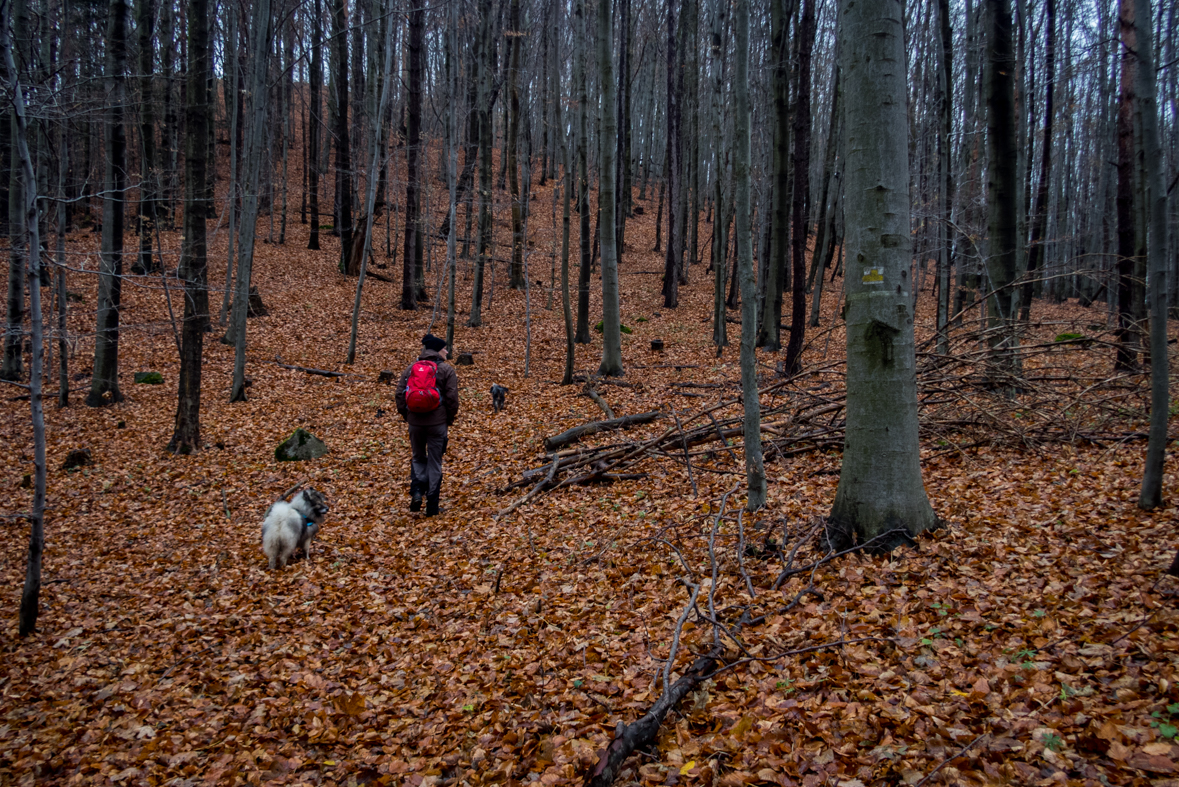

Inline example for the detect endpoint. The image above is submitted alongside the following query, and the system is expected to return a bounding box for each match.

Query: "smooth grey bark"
[574,0,591,343]
[598,0,623,377]
[935,0,953,353]
[468,0,493,327]
[88,0,129,406]
[167,0,209,454]
[346,0,396,365]
[661,0,681,308]
[1,0,27,384]
[228,0,271,403]
[1115,0,1142,370]
[1133,0,1168,509]
[556,11,575,385]
[710,0,727,353]
[279,10,293,244]
[446,0,458,356]
[134,0,157,276]
[400,0,424,308]
[55,45,68,408]
[781,0,816,377]
[983,0,1020,368]
[757,0,789,351]
[507,0,524,290]
[332,0,354,275]
[307,0,322,251]
[828,0,937,551]
[1018,0,1054,323]
[218,3,238,330]
[734,0,765,511]
[2,0,46,635]
[808,59,841,328]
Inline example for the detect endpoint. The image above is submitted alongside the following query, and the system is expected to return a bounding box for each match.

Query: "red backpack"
[405,360,442,413]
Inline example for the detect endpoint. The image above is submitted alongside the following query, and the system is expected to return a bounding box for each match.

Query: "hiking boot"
[409,483,423,512]
[425,494,441,517]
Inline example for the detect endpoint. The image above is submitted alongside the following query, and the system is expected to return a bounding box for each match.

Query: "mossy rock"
[594,321,633,335]
[275,428,328,462]
[134,371,164,384]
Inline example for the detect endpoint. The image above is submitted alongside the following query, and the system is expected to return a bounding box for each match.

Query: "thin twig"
[912,733,989,787]
[663,578,702,694]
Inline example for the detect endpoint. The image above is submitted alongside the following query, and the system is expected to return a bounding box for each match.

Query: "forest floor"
[2,175,1178,787]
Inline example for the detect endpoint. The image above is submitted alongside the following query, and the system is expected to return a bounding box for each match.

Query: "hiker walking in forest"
[395,334,460,516]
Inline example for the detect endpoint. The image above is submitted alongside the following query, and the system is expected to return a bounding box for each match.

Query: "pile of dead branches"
[499,325,1165,514]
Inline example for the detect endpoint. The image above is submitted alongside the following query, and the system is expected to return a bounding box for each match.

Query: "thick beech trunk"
[828,0,937,550]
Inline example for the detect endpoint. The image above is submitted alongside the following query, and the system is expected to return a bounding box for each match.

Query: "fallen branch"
[495,455,561,519]
[544,411,660,451]
[585,649,719,787]
[274,355,350,378]
[584,386,616,419]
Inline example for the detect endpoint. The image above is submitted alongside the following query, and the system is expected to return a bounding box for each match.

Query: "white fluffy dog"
[261,488,329,569]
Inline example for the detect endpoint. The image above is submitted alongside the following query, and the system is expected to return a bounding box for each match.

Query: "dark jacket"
[395,350,460,427]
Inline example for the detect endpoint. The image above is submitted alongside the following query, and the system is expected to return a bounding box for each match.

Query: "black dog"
[490,384,508,412]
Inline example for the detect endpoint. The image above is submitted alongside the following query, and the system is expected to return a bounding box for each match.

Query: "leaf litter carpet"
[2,208,1178,787]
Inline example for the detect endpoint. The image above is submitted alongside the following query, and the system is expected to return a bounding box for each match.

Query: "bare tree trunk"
[168,0,209,454]
[229,0,271,402]
[615,0,630,252]
[808,57,841,328]
[1133,0,1169,509]
[734,0,764,510]
[3,0,28,385]
[133,0,157,276]
[308,0,322,250]
[560,70,575,384]
[333,0,354,275]
[468,0,493,327]
[661,0,681,308]
[1115,0,1142,371]
[710,0,727,352]
[935,0,953,352]
[2,0,46,635]
[218,4,238,330]
[88,0,129,406]
[574,0,592,342]
[401,0,424,308]
[348,0,397,362]
[598,0,622,377]
[758,0,789,351]
[1018,0,1054,322]
[446,0,458,353]
[781,0,815,376]
[983,0,1020,371]
[279,7,293,244]
[828,0,937,550]
[507,0,524,289]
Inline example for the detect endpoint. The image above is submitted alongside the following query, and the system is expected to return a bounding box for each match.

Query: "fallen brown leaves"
[1,169,1177,787]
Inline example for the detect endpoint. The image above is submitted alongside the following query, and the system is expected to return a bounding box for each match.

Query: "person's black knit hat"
[422,333,447,351]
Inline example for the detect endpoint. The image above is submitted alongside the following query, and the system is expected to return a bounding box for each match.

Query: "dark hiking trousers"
[408,422,448,497]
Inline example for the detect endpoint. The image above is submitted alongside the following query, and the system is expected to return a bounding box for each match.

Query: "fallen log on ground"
[544,411,661,451]
[584,649,720,787]
[275,356,350,378]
